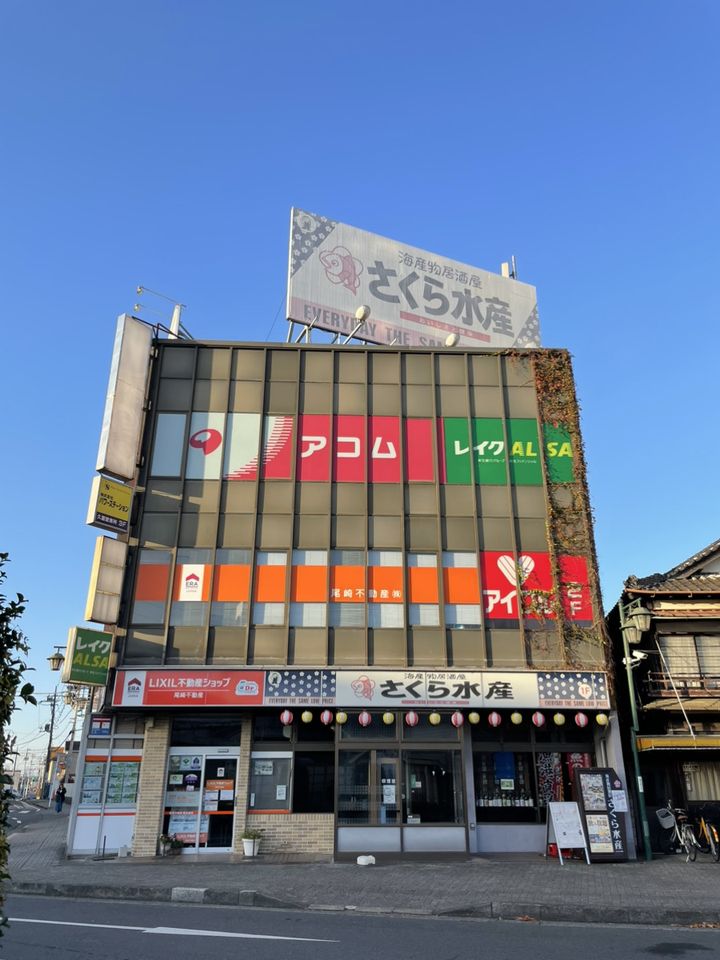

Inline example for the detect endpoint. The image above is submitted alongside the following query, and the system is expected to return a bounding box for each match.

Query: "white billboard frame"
[287,208,540,349]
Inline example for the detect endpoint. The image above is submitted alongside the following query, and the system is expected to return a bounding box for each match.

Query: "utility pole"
[41,688,59,807]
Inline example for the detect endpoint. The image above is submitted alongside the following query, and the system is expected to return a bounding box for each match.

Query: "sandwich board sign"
[546,802,590,865]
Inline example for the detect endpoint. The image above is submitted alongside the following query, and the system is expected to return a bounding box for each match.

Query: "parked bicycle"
[694,805,720,862]
[655,800,701,861]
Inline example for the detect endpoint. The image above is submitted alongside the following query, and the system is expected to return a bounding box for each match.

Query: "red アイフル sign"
[558,555,593,623]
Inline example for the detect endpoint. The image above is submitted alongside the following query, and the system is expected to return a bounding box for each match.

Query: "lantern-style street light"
[619,598,653,862]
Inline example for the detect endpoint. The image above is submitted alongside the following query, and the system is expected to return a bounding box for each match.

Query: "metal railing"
[645,670,720,697]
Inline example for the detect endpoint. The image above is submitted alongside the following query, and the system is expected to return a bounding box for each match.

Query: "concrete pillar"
[131,716,171,857]
[231,715,253,852]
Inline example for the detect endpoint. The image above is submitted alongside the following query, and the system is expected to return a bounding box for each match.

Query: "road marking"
[10,918,338,943]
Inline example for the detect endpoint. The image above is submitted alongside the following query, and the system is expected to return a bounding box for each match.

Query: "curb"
[7,881,720,927]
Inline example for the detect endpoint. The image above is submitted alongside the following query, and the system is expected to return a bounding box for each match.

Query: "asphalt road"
[2,896,719,960]
[5,802,46,835]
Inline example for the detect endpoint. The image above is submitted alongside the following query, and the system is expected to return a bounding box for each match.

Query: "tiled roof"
[627,575,720,596]
[625,537,720,593]
[666,538,720,577]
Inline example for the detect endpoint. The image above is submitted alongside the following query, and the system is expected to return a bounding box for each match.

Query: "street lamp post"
[619,598,653,862]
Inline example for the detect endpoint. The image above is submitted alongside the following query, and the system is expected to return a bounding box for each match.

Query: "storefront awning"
[636,735,720,751]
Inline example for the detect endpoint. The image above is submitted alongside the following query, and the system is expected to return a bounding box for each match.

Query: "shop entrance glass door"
[338,750,399,825]
[164,748,238,853]
[202,757,237,849]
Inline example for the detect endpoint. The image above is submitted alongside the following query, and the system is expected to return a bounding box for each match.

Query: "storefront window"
[338,751,371,824]
[248,753,291,812]
[80,760,106,805]
[253,715,292,742]
[292,752,335,813]
[402,714,461,742]
[338,748,463,826]
[105,760,140,805]
[474,751,536,822]
[339,715,397,739]
[171,716,242,747]
[471,725,595,823]
[404,750,464,824]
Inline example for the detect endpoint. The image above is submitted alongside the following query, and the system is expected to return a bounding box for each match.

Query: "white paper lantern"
[301,710,313,723]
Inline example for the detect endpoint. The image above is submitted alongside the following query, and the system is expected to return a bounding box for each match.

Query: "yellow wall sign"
[86,475,133,534]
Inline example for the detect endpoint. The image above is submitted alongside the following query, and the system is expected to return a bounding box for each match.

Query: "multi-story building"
[608,540,720,849]
[67,327,631,859]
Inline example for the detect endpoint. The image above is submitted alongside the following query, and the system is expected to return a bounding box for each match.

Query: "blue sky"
[2,1,718,744]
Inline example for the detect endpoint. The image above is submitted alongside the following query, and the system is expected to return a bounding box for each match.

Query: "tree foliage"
[0,554,35,934]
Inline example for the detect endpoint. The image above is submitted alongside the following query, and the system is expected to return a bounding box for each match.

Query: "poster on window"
[404,419,434,481]
[150,413,186,477]
[223,413,261,480]
[186,412,225,479]
[558,555,593,623]
[334,415,365,482]
[297,414,331,481]
[369,416,401,483]
[262,416,294,479]
[168,812,209,844]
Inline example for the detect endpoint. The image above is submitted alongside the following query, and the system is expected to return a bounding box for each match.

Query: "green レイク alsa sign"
[471,418,507,484]
[443,418,473,484]
[543,423,575,482]
[65,627,113,686]
[441,417,573,485]
[506,419,543,485]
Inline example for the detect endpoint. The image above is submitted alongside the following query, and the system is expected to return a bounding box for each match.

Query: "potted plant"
[241,827,263,857]
[158,833,184,856]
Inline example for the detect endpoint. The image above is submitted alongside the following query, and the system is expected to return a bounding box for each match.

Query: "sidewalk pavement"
[7,805,720,927]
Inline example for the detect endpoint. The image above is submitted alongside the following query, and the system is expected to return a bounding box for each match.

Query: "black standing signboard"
[574,767,629,862]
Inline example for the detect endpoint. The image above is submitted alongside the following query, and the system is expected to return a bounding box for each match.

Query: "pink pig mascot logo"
[319,246,363,294]
[351,674,375,701]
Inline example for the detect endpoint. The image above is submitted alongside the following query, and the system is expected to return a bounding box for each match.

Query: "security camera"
[622,651,648,666]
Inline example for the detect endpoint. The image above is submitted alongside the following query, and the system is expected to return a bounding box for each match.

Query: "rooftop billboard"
[287,208,540,348]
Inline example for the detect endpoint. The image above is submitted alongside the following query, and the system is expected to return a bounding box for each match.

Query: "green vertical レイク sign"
[507,419,543,485]
[67,627,113,686]
[471,418,507,484]
[543,423,575,482]
[443,418,472,484]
